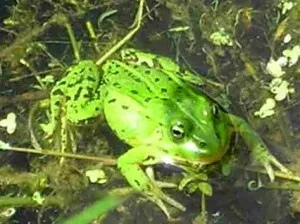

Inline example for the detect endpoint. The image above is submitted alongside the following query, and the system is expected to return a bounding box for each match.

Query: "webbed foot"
[251,144,292,182]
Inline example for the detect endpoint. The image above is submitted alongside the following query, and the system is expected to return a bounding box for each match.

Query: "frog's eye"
[171,122,185,140]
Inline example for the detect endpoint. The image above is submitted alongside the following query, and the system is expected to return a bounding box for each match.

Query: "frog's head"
[167,100,230,164]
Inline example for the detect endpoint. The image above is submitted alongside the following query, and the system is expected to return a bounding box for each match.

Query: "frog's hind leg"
[227,114,296,182]
[117,145,186,219]
[120,48,205,86]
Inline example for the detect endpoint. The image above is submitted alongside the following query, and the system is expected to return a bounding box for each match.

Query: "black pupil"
[172,123,184,139]
[173,128,183,137]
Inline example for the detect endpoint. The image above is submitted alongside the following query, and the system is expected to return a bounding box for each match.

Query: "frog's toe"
[268,155,292,175]
[252,145,293,181]
[262,160,275,182]
[145,185,186,219]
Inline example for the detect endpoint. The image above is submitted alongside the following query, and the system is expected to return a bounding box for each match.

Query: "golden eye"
[171,121,185,140]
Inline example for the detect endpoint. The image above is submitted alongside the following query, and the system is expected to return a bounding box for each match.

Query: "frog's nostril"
[199,141,207,148]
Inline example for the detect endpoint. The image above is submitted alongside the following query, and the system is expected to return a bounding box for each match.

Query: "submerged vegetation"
[1,0,300,223]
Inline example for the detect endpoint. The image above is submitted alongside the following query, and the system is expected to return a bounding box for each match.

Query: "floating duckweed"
[270,78,295,101]
[283,34,292,43]
[0,112,17,134]
[85,169,107,184]
[0,140,10,149]
[279,1,294,14]
[266,58,286,77]
[209,28,233,46]
[32,191,45,205]
[0,208,16,218]
[282,45,300,67]
[254,98,276,118]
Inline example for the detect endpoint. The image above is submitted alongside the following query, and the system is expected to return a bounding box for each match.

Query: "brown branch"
[0,90,49,106]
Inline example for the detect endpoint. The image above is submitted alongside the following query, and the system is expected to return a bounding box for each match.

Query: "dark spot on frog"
[159,122,163,126]
[134,180,141,187]
[145,70,151,74]
[168,77,172,81]
[161,88,167,93]
[113,82,121,88]
[130,90,138,95]
[111,71,119,75]
[133,77,142,83]
[121,129,125,132]
[144,97,151,102]
[79,67,85,73]
[64,70,71,76]
[145,115,150,119]
[67,83,73,88]
[95,107,100,111]
[143,155,155,162]
[83,94,90,99]
[176,86,183,94]
[133,64,139,69]
[154,78,160,82]
[88,67,93,72]
[160,98,168,101]
[176,71,183,76]
[54,101,60,106]
[108,98,116,103]
[52,89,64,96]
[68,78,84,87]
[59,80,67,86]
[141,61,148,67]
[66,96,71,101]
[122,105,129,110]
[161,149,168,153]
[74,87,83,100]
[115,63,120,68]
[87,76,96,82]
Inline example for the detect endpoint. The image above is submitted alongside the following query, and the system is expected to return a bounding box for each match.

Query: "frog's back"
[100,60,192,145]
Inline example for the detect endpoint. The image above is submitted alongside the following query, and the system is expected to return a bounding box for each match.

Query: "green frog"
[50,49,291,217]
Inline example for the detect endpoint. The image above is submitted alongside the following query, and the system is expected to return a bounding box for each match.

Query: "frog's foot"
[145,167,178,189]
[251,144,292,182]
[118,147,187,219]
[144,183,186,219]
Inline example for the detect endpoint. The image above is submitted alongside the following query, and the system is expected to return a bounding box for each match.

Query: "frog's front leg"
[117,145,186,219]
[227,114,292,181]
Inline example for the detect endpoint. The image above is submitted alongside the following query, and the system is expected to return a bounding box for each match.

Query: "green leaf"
[221,160,233,176]
[179,173,208,191]
[63,194,124,224]
[186,183,198,194]
[198,182,213,196]
[0,140,10,150]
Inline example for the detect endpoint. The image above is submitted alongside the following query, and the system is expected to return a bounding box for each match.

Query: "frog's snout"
[190,134,224,162]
